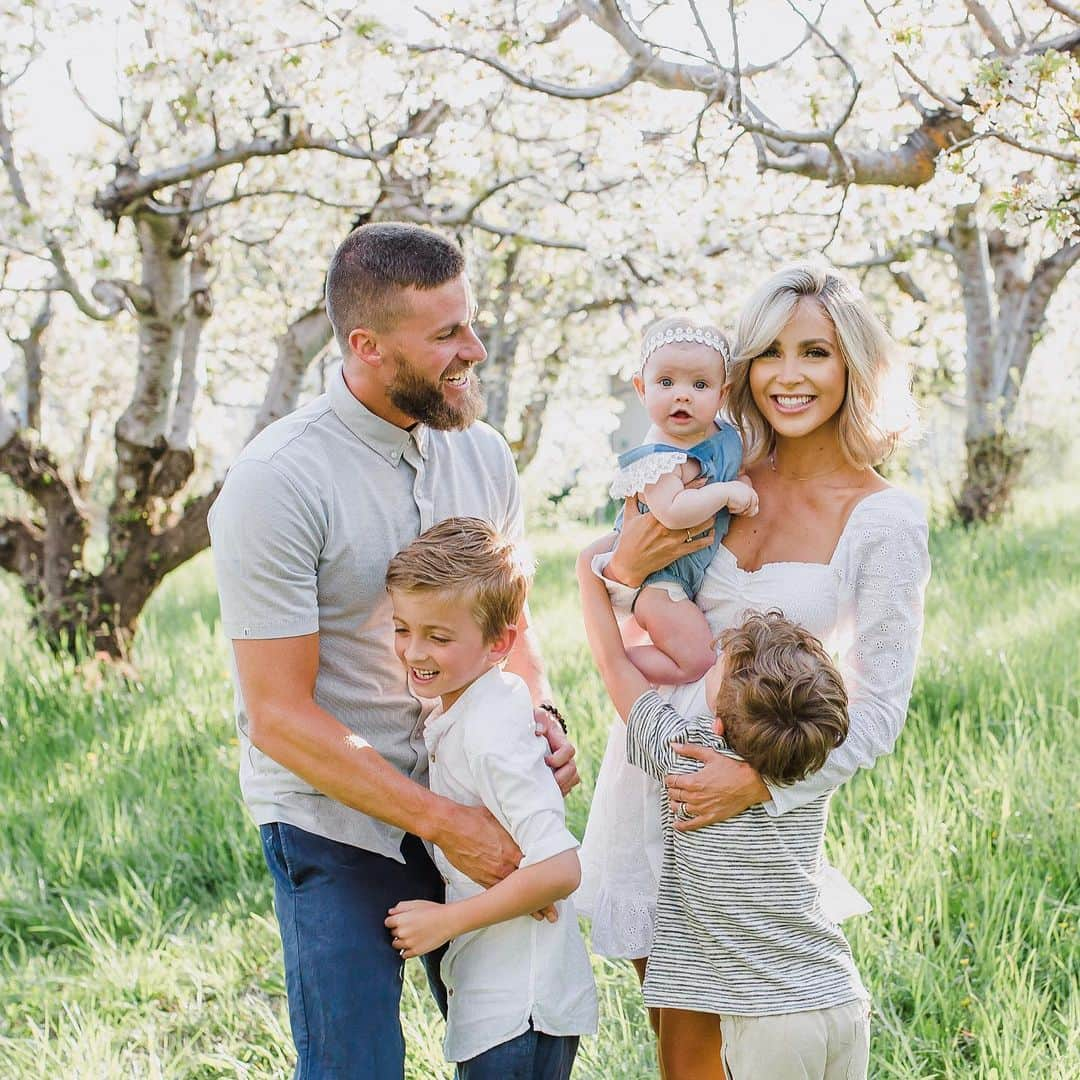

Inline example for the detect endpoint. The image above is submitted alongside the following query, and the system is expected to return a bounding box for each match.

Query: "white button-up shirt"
[424,667,598,1063]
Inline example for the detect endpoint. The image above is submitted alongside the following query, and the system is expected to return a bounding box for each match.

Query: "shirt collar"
[423,666,504,753]
[329,363,429,465]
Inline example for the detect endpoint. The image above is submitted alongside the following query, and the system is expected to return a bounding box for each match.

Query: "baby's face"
[635,343,727,441]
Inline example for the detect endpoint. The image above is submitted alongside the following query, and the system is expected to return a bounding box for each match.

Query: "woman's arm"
[385,850,580,958]
[576,553,653,720]
[764,498,931,815]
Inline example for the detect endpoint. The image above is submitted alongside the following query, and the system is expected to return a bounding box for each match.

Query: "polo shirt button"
[448,988,454,997]
[430,753,436,763]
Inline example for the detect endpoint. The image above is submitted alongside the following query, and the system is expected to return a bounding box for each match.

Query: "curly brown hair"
[711,611,849,786]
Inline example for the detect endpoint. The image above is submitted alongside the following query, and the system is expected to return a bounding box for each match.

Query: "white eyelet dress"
[576,487,931,959]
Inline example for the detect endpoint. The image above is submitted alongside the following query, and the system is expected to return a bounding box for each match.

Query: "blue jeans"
[457,1028,580,1080]
[260,822,448,1080]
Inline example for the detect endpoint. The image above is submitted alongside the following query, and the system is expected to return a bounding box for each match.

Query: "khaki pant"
[720,999,870,1080]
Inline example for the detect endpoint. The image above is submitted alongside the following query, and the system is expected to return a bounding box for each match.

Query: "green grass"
[1,486,1077,1078]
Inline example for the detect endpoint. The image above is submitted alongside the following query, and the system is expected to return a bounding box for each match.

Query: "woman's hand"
[664,746,771,830]
[606,495,714,588]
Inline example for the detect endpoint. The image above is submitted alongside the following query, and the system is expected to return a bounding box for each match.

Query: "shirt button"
[448,988,454,996]
[430,753,436,763]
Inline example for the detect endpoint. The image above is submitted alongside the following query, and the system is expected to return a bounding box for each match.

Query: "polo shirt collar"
[329,363,429,464]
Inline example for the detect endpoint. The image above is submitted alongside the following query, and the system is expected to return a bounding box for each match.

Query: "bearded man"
[208,223,578,1079]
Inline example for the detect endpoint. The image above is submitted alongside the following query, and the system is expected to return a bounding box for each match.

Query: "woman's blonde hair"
[726,264,916,467]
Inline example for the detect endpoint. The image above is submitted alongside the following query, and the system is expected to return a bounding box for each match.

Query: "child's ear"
[632,372,646,403]
[712,714,726,737]
[487,624,518,664]
[718,382,732,406]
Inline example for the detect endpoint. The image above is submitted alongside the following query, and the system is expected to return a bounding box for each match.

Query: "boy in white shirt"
[385,517,598,1079]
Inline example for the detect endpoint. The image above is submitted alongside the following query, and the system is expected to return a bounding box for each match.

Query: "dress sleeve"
[625,691,695,781]
[609,451,688,499]
[764,491,931,816]
[465,694,578,868]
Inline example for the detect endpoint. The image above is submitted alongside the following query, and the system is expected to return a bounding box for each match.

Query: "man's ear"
[632,372,646,403]
[487,624,518,664]
[348,325,383,369]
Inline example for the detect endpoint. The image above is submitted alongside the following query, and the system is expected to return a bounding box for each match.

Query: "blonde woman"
[576,265,931,1079]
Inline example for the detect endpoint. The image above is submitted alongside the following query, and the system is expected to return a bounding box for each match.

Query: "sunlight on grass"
[1,486,1077,1077]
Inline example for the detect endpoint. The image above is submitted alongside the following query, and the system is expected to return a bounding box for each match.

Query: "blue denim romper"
[612,422,743,605]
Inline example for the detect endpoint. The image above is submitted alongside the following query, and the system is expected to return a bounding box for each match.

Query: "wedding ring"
[684,530,694,544]
[678,801,691,820]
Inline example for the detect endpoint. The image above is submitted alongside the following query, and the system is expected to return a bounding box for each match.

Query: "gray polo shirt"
[208,364,522,860]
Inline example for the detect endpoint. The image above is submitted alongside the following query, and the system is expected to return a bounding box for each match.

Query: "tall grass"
[1,485,1077,1078]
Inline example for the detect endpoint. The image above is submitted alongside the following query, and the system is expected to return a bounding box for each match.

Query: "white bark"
[114,212,188,453]
[168,248,212,450]
[950,206,1000,441]
[251,304,333,438]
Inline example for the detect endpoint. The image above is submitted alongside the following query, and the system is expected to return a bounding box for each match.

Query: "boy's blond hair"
[712,611,849,786]
[385,517,529,643]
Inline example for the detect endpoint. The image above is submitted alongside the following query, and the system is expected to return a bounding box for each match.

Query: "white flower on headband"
[641,325,730,365]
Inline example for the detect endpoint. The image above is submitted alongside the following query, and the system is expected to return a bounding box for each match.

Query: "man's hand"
[386,899,457,959]
[664,745,771,831]
[606,495,714,588]
[535,707,579,797]
[437,804,521,887]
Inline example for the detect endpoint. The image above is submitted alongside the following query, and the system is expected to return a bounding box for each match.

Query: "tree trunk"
[947,210,1078,524]
[954,432,1029,525]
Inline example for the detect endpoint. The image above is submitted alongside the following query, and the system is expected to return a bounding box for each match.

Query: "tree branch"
[92,102,449,221]
[411,41,646,99]
[1000,240,1080,416]
[1043,0,1080,22]
[536,4,582,43]
[251,303,333,438]
[965,0,1019,54]
[8,294,50,430]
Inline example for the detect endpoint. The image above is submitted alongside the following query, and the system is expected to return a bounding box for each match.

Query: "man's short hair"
[712,611,849,786]
[385,517,530,643]
[325,223,466,354]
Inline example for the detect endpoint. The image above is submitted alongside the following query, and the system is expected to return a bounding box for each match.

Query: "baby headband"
[641,325,730,366]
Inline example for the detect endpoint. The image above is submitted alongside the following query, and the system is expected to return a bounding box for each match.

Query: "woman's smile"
[770,394,817,414]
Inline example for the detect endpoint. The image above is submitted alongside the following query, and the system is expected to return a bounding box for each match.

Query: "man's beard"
[387,354,485,431]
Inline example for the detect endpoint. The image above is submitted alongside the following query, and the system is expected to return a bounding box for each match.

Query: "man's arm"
[232,633,520,885]
[504,607,579,796]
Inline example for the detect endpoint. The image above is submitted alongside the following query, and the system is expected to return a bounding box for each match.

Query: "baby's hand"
[726,480,759,516]
[386,899,456,959]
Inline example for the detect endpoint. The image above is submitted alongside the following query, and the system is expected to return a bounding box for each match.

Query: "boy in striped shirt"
[579,556,870,1080]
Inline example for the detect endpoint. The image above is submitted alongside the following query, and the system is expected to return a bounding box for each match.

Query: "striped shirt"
[626,691,868,1016]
